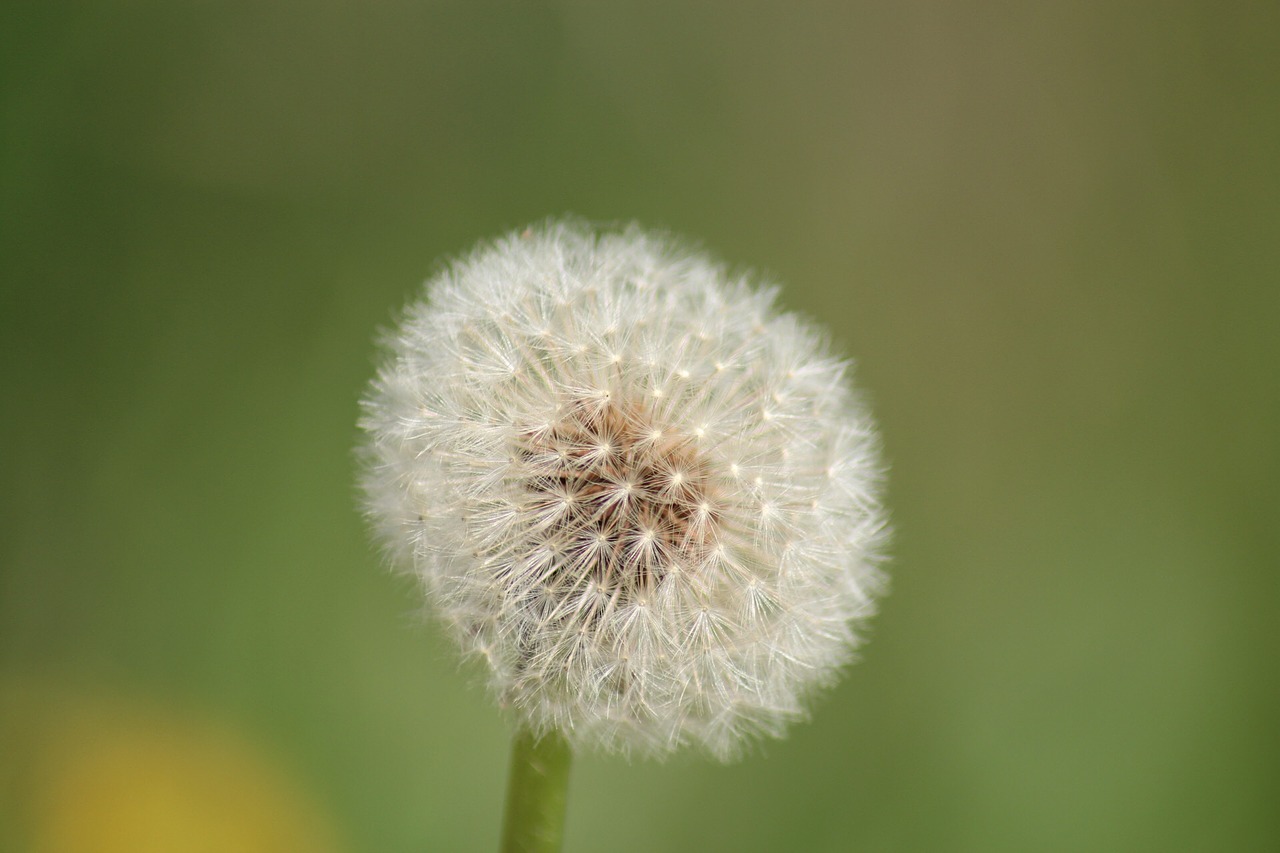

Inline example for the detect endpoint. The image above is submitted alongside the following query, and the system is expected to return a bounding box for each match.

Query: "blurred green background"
[2,2,1277,851]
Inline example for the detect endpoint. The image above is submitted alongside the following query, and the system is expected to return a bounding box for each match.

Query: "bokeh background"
[3,2,1277,851]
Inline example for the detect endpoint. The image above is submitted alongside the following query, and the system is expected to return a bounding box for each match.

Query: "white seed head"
[359,221,889,759]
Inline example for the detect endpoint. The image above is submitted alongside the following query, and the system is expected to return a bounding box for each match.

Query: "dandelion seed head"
[359,221,889,759]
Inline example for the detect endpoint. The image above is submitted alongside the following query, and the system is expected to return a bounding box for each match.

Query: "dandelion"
[359,221,888,850]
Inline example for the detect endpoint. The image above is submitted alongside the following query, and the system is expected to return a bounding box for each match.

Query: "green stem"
[499,728,572,853]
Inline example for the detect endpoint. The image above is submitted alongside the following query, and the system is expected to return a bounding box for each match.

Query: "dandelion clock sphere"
[359,222,889,763]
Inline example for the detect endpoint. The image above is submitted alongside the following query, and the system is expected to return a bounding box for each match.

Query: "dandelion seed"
[359,221,889,760]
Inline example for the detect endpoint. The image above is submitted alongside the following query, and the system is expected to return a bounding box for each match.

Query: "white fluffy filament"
[360,222,889,759]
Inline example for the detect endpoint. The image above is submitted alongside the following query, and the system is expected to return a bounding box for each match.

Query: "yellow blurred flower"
[1,683,342,853]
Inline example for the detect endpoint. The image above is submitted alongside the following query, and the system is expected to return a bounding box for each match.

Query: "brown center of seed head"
[516,395,720,599]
